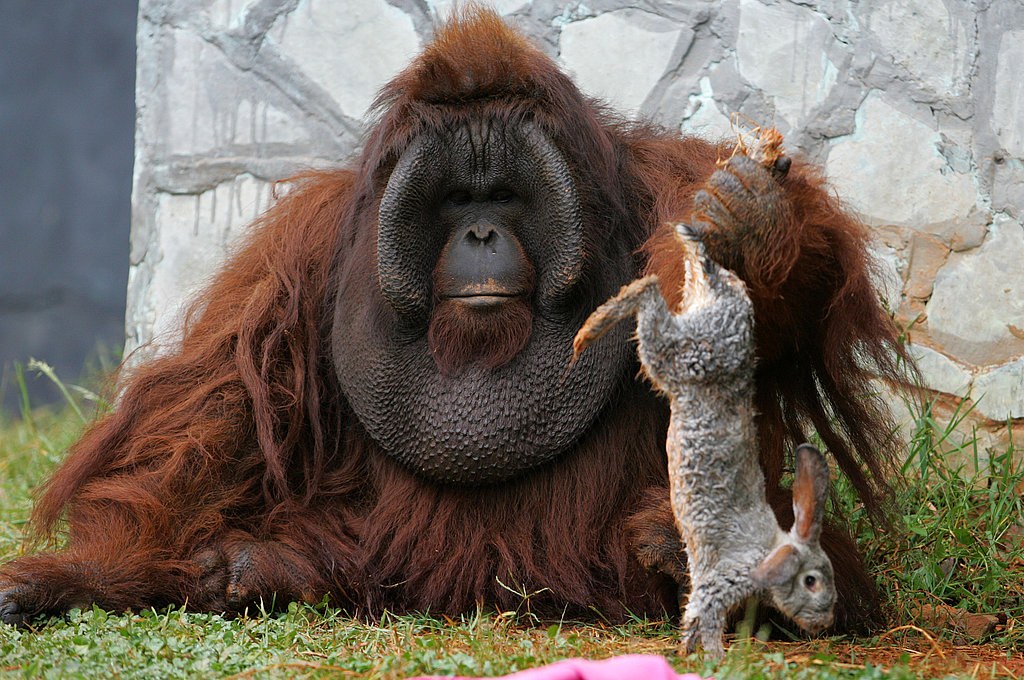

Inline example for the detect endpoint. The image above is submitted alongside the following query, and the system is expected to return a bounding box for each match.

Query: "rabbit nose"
[800,609,834,633]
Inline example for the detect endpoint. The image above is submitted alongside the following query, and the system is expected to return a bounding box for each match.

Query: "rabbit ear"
[751,543,799,587]
[792,444,829,543]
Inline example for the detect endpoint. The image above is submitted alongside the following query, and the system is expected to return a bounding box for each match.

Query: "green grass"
[0,604,928,680]
[1,363,1022,679]
[836,396,1024,649]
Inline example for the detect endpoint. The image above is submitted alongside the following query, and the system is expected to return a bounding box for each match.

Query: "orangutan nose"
[436,222,533,303]
[464,223,499,247]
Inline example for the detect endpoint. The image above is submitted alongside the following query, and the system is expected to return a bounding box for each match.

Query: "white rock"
[827,92,977,228]
[163,30,306,155]
[907,344,972,398]
[270,0,420,118]
[427,0,530,19]
[559,9,686,117]
[993,31,1024,159]
[204,0,244,30]
[134,175,273,351]
[973,358,1024,421]
[926,215,1024,361]
[867,240,905,311]
[867,0,969,95]
[736,0,839,126]
[680,76,735,141]
[873,249,905,305]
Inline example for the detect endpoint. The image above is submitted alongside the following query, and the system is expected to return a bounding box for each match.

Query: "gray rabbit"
[574,226,836,658]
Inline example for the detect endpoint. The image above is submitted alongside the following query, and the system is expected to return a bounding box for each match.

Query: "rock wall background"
[131,0,1024,458]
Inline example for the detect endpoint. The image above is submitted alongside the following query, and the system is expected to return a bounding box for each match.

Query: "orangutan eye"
[447,190,472,206]
[804,574,817,589]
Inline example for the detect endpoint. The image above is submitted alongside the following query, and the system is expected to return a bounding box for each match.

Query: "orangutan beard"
[427,297,534,375]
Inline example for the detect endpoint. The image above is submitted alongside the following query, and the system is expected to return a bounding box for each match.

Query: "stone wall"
[131,0,1024,457]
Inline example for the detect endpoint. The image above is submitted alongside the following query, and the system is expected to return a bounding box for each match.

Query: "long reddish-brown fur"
[1,8,905,628]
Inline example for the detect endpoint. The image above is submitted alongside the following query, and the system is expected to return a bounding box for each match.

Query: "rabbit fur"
[575,227,836,658]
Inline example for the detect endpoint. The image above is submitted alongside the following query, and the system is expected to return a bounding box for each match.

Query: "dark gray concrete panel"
[0,0,138,412]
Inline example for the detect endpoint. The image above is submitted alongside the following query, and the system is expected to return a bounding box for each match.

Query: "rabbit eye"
[803,574,817,589]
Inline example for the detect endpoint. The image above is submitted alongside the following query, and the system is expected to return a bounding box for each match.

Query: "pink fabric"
[407,654,707,680]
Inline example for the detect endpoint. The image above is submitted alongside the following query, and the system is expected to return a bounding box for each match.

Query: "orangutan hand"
[692,154,799,295]
[194,538,321,613]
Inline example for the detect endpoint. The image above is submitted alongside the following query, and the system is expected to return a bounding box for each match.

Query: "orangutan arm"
[642,145,905,520]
